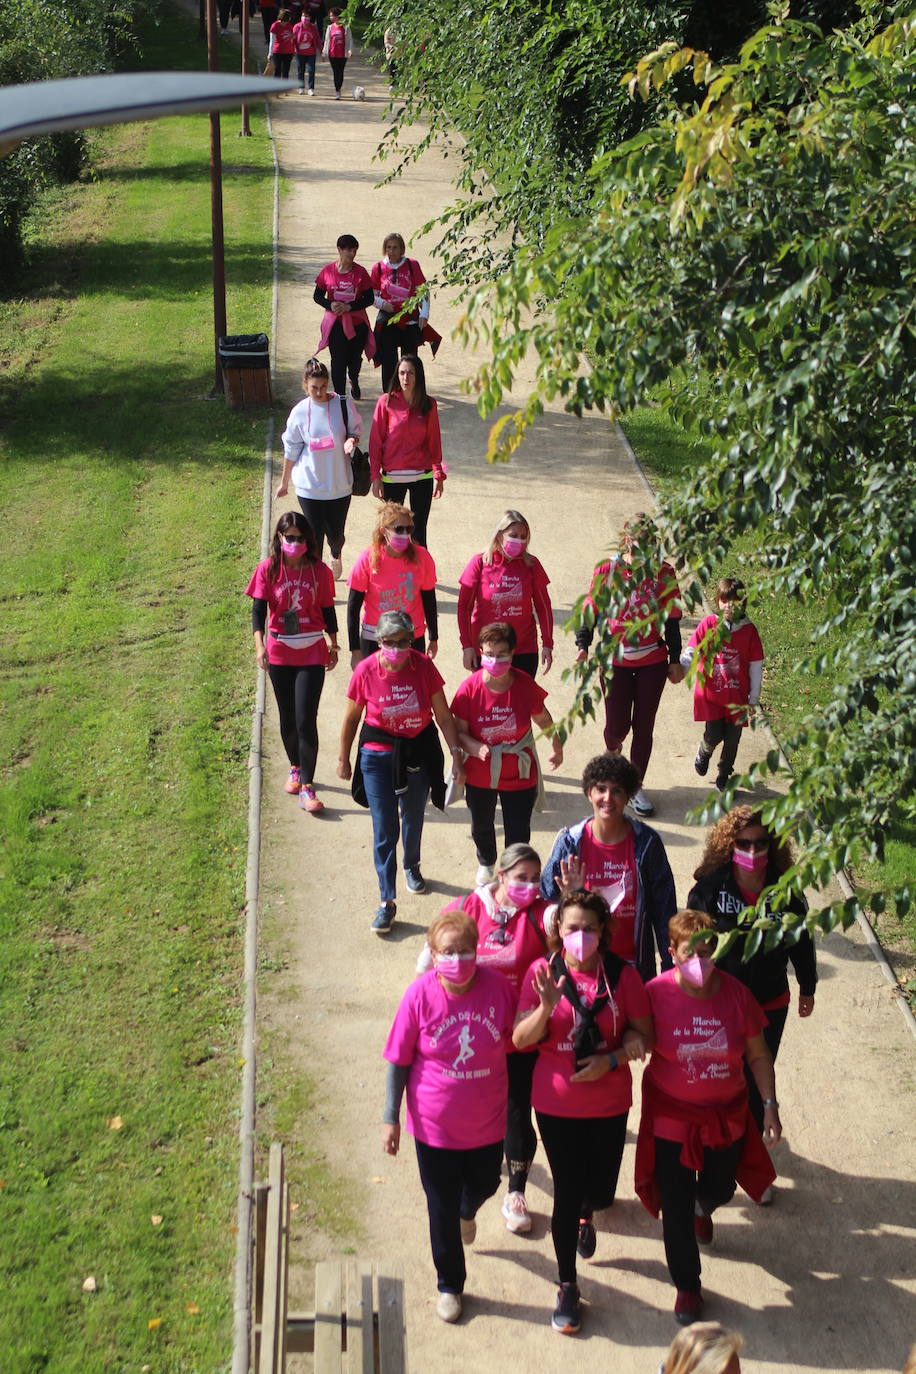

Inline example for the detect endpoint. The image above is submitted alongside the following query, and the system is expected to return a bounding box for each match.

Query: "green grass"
[622,400,916,968]
[0,7,281,1369]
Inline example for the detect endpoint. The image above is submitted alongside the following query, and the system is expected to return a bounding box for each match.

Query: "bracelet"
[606,1052,618,1071]
[450,746,463,756]
[762,1098,779,1109]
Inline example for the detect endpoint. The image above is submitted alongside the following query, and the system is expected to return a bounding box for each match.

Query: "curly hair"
[693,805,792,880]
[369,502,418,573]
[581,752,640,800]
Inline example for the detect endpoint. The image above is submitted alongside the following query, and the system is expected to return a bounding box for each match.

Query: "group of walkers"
[245,214,819,1346]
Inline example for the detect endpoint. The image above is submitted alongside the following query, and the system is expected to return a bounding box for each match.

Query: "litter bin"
[219,333,272,410]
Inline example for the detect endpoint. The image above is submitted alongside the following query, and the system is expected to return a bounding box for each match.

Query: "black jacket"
[351,720,446,811]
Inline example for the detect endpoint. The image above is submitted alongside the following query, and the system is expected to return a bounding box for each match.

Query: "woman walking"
[369,355,444,548]
[458,509,553,678]
[246,512,339,814]
[276,356,362,578]
[514,890,654,1334]
[322,7,351,99]
[370,233,431,390]
[314,234,375,400]
[346,503,438,661]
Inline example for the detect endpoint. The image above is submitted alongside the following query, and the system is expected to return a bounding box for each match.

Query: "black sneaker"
[576,1218,596,1259]
[349,378,361,400]
[715,771,730,792]
[694,747,710,776]
[371,901,396,934]
[405,867,427,894]
[551,1283,581,1335]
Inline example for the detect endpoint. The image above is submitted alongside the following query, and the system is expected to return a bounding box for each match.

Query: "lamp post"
[207,0,228,396]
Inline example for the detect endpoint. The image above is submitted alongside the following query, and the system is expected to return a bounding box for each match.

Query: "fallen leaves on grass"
[150,1215,163,1226]
[107,1116,123,1131]
[82,1276,97,1293]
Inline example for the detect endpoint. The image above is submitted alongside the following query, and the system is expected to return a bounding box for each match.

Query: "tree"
[378,0,916,943]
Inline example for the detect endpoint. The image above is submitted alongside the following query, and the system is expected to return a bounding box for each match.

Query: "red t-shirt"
[348,544,436,638]
[577,822,638,963]
[347,650,443,737]
[587,558,681,667]
[644,968,766,1107]
[449,669,547,790]
[245,557,334,667]
[368,391,443,481]
[458,551,553,654]
[517,959,650,1118]
[689,615,765,721]
[442,889,550,995]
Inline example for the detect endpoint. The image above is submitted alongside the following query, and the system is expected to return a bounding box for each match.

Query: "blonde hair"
[484,509,532,565]
[427,911,479,954]
[369,503,418,573]
[663,1322,742,1374]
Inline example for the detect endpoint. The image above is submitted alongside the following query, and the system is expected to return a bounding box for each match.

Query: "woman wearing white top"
[276,356,362,579]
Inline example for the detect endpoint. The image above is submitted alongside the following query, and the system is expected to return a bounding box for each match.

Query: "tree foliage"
[374,0,916,945]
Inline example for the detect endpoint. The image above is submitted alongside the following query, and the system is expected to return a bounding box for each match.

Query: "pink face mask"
[380,645,410,666]
[562,929,599,963]
[281,538,305,557]
[387,532,411,553]
[680,954,715,987]
[733,846,768,875]
[505,881,539,908]
[480,655,512,677]
[436,952,476,982]
[502,536,527,558]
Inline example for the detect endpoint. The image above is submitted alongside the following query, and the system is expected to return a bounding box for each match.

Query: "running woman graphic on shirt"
[377,566,416,618]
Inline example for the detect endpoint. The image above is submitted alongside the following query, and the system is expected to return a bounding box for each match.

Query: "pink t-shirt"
[347,650,444,737]
[587,558,681,667]
[370,257,426,311]
[458,552,553,654]
[348,544,436,638]
[245,557,335,667]
[442,889,550,995]
[517,958,650,1118]
[689,615,765,721]
[645,968,766,1107]
[578,823,638,962]
[450,670,547,790]
[293,17,319,52]
[383,967,516,1149]
[315,261,372,305]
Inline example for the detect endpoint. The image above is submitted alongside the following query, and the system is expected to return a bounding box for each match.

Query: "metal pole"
[207,0,228,396]
[198,0,206,42]
[241,0,251,136]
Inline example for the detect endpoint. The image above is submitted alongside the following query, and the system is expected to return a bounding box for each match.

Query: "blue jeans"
[359,746,430,902]
[296,52,316,88]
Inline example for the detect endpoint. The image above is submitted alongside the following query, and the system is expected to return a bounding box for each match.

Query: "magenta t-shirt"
[347,650,443,737]
[348,544,436,638]
[245,557,334,667]
[383,966,516,1149]
[315,261,372,304]
[459,552,552,654]
[578,822,638,962]
[449,669,547,790]
[689,615,765,721]
[517,958,650,1118]
[645,968,765,1106]
[442,889,550,995]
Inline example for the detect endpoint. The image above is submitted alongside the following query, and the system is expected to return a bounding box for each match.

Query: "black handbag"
[340,397,371,495]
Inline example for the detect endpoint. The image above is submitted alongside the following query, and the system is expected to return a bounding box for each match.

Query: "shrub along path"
[254,40,915,1373]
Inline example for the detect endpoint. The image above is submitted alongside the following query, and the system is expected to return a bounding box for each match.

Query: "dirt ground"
[247,34,916,1374]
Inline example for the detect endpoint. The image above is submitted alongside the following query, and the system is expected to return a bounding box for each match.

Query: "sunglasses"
[390,524,414,535]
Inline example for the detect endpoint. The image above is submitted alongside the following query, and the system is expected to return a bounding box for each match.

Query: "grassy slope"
[622,402,916,980]
[0,9,275,1370]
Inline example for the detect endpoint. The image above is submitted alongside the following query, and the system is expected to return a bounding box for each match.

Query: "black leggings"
[654,1135,742,1293]
[505,1051,537,1192]
[747,1004,788,1131]
[464,783,537,867]
[328,54,347,91]
[272,51,293,77]
[381,476,434,548]
[700,716,743,781]
[327,318,367,396]
[536,1111,627,1286]
[296,493,351,561]
[267,662,325,783]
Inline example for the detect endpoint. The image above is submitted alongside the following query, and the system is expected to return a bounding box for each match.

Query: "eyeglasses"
[390,525,414,534]
[379,638,411,648]
[283,534,307,543]
[735,838,769,854]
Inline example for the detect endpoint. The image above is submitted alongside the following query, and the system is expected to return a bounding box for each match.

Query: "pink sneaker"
[284,767,301,795]
[299,783,324,814]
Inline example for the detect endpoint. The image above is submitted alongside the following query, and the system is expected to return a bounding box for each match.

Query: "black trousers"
[296,492,351,561]
[375,319,423,391]
[414,1138,503,1294]
[328,54,347,91]
[272,51,293,77]
[654,1135,742,1292]
[381,476,434,548]
[267,662,325,783]
[746,1004,788,1131]
[536,1111,628,1286]
[505,1050,537,1191]
[259,4,278,41]
[700,716,744,780]
[464,782,537,867]
[327,318,367,396]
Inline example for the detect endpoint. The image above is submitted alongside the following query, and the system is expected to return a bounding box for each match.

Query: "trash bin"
[219,333,272,410]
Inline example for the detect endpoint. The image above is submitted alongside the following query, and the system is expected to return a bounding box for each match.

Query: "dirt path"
[254,42,916,1374]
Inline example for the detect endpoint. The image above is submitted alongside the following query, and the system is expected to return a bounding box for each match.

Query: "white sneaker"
[330,555,343,580]
[629,788,654,817]
[501,1190,532,1234]
[459,1215,476,1245]
[436,1291,462,1323]
[475,863,495,887]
